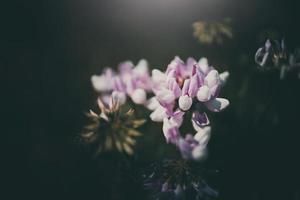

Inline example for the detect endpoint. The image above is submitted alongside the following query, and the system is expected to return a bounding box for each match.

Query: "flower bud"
[178,95,193,111]
[205,70,220,88]
[197,85,211,102]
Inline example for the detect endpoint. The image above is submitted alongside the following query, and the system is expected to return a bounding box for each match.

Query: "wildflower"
[143,159,218,200]
[150,56,229,161]
[91,59,152,105]
[81,94,145,156]
[255,38,300,79]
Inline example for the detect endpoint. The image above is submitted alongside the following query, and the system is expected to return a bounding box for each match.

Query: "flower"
[149,56,229,161]
[143,159,218,200]
[255,39,287,69]
[91,59,152,105]
[81,94,145,156]
[255,38,300,79]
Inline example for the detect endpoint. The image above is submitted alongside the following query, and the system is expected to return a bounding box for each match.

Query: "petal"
[219,71,230,85]
[163,118,180,143]
[150,105,168,122]
[188,74,199,97]
[112,76,126,92]
[205,70,220,88]
[145,97,160,110]
[178,95,193,111]
[197,85,211,102]
[91,75,112,92]
[156,89,176,105]
[170,110,185,127]
[119,61,134,74]
[181,79,190,95]
[205,98,230,112]
[133,59,148,76]
[131,88,147,104]
[198,57,210,75]
[194,126,211,146]
[192,112,210,131]
[209,84,220,98]
[151,69,167,85]
[168,78,181,98]
[192,145,207,161]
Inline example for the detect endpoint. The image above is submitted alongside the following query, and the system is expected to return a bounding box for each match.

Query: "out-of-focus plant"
[193,18,233,45]
[255,38,300,79]
[81,95,145,156]
[91,59,152,105]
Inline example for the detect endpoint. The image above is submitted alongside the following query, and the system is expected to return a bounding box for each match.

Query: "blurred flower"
[193,18,233,45]
[91,59,152,105]
[149,56,229,161]
[143,159,218,200]
[255,38,300,79]
[81,94,145,156]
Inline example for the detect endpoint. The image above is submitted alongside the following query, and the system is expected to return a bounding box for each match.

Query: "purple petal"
[168,78,181,98]
[188,74,199,97]
[192,111,210,131]
[181,79,190,95]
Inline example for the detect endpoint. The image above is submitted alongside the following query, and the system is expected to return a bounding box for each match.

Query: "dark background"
[3,0,300,199]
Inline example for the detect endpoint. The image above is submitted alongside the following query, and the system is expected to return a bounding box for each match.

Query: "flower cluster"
[91,59,152,105]
[255,38,300,79]
[90,57,229,160]
[148,57,229,161]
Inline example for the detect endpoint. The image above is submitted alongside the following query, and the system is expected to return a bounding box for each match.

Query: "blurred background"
[3,0,300,199]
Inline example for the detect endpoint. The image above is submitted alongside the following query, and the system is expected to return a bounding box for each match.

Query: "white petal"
[156,89,176,104]
[192,146,207,161]
[198,57,210,74]
[151,69,167,84]
[145,97,160,110]
[197,85,211,102]
[205,70,220,88]
[131,89,147,104]
[205,98,229,112]
[91,75,112,92]
[219,71,230,85]
[150,105,167,122]
[133,59,148,76]
[194,126,211,146]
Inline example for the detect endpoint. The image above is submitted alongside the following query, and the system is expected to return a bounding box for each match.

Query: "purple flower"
[255,38,300,79]
[150,56,229,161]
[91,59,152,105]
